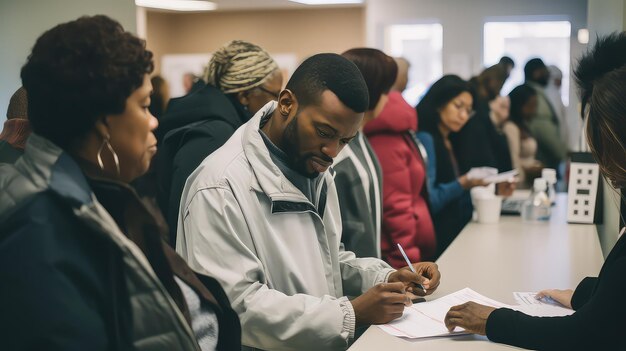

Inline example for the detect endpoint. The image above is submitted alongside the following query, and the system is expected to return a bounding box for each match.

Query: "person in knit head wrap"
[155,40,282,244]
[0,87,31,163]
[205,40,282,118]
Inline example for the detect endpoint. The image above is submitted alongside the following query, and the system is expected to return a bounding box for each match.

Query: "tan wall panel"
[145,11,174,74]
[146,7,365,74]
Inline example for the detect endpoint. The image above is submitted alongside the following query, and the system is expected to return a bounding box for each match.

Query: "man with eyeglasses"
[155,40,283,244]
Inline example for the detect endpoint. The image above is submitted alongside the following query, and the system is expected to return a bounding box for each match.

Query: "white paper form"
[378,288,513,339]
[512,292,574,317]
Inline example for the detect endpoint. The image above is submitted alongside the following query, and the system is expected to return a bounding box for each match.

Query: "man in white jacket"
[176,53,441,350]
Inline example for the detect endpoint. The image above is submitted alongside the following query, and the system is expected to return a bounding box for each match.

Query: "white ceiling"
[145,0,364,13]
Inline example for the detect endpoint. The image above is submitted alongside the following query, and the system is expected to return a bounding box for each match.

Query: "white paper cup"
[475,196,503,224]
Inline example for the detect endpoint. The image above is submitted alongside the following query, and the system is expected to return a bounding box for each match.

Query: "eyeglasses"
[453,100,475,118]
[255,86,281,99]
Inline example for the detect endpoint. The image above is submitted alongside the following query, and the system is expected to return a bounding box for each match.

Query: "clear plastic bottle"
[521,178,551,222]
[541,168,557,206]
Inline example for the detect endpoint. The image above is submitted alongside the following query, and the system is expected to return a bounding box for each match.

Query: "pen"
[396,243,427,294]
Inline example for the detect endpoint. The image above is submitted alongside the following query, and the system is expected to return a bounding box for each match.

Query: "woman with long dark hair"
[416,75,487,257]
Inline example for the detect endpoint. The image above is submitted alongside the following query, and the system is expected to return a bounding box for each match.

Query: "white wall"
[0,0,137,124]
[365,0,587,149]
[586,0,626,257]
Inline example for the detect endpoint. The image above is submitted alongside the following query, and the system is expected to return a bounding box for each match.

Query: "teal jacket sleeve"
[416,132,465,215]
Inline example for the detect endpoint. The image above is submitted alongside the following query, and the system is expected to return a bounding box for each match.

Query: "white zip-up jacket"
[176,101,394,350]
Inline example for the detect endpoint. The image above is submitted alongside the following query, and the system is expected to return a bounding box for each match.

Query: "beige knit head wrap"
[204,40,279,94]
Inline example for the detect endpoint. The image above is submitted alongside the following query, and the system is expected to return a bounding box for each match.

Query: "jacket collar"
[0,119,31,150]
[20,133,93,207]
[242,101,334,208]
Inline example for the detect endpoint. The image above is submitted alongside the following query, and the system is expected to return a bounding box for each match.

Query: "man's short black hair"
[524,58,546,82]
[285,53,369,113]
[21,15,153,149]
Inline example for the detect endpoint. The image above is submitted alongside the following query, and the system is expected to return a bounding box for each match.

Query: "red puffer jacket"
[363,91,436,268]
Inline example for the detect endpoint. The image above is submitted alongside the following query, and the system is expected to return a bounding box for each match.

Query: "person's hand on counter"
[496,181,516,197]
[535,289,573,308]
[444,301,496,335]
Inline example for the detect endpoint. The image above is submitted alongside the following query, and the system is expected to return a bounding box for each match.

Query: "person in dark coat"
[156,40,282,244]
[0,87,30,163]
[450,64,514,174]
[333,48,397,261]
[444,32,626,351]
[0,15,240,350]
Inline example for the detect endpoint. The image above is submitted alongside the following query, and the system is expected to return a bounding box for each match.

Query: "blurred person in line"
[332,48,395,259]
[545,64,569,149]
[156,40,283,244]
[498,56,515,83]
[444,32,626,350]
[352,51,436,267]
[451,64,514,175]
[524,58,567,172]
[416,75,490,257]
[0,15,240,350]
[149,75,170,120]
[176,53,441,350]
[502,84,543,188]
[392,57,410,92]
[182,72,203,95]
[0,87,30,163]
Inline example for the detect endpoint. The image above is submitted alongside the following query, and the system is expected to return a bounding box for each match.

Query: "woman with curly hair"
[0,15,239,350]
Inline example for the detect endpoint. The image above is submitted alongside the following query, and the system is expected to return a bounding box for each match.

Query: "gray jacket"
[0,134,200,351]
[334,133,383,259]
[176,101,394,351]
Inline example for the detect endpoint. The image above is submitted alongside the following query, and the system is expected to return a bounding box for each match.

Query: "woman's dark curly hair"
[21,15,154,149]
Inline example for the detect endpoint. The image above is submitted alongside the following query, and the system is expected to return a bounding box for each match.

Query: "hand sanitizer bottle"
[522,178,551,222]
[541,168,557,206]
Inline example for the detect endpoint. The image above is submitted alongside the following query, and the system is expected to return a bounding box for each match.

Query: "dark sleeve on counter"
[485,258,626,350]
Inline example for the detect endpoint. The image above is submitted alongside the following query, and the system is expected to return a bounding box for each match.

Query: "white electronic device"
[567,153,603,224]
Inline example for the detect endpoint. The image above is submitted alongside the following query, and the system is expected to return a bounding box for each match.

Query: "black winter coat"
[155,84,246,244]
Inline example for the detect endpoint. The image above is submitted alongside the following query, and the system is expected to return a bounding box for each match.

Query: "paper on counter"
[467,167,498,180]
[512,292,574,317]
[377,288,513,339]
[484,169,519,184]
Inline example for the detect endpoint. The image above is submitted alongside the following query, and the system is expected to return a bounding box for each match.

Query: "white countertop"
[348,193,604,350]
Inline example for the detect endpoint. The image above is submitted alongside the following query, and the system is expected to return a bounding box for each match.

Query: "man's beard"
[281,115,332,179]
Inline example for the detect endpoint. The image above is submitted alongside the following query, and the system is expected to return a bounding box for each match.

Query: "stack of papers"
[378,288,574,339]
[512,292,574,317]
[378,288,512,339]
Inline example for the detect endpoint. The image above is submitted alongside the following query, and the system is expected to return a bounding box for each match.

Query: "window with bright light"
[384,23,443,107]
[484,21,571,105]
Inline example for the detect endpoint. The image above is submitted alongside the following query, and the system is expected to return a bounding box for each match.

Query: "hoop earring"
[97,137,120,176]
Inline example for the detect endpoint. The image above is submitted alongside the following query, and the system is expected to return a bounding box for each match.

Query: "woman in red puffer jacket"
[364,88,436,268]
